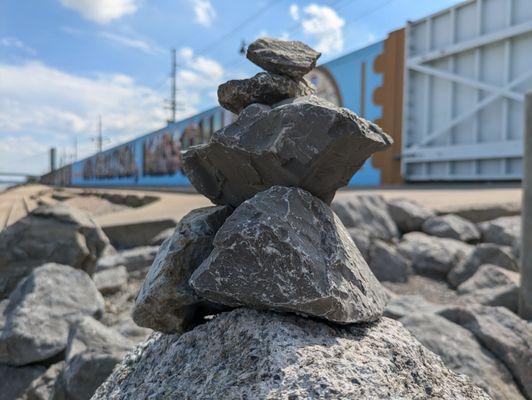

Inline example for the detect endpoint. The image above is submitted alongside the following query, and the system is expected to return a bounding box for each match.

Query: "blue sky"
[0,0,461,175]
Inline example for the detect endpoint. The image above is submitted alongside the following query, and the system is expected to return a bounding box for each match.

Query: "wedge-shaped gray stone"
[367,239,411,282]
[94,309,490,400]
[218,72,315,114]
[96,246,158,273]
[401,313,524,400]
[448,243,518,287]
[22,362,64,400]
[478,216,521,246]
[457,264,520,312]
[422,214,480,242]
[246,37,321,78]
[398,232,473,277]
[384,294,444,319]
[387,197,435,232]
[0,263,104,366]
[93,265,128,295]
[439,305,532,398]
[182,96,392,207]
[0,364,46,400]
[190,186,387,324]
[0,204,110,298]
[133,206,232,333]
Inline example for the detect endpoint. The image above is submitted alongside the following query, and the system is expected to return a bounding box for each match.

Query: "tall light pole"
[170,48,177,123]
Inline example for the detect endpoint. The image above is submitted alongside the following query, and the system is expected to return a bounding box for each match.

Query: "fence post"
[520,92,532,320]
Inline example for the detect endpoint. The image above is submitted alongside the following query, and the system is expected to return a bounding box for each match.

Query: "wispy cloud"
[0,37,36,55]
[289,4,299,21]
[191,0,216,27]
[58,0,139,24]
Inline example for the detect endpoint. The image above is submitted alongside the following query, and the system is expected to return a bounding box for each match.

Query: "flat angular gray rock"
[182,96,392,207]
[437,202,520,223]
[478,215,521,246]
[190,186,387,324]
[448,243,518,287]
[246,37,321,79]
[0,364,46,400]
[21,362,65,400]
[387,197,435,232]
[93,309,489,400]
[367,239,411,282]
[401,313,524,400]
[133,206,232,333]
[332,194,399,240]
[96,246,158,273]
[218,72,315,114]
[0,263,104,366]
[54,317,134,400]
[93,265,128,295]
[422,214,480,242]
[347,227,371,260]
[457,264,520,311]
[398,232,473,277]
[439,305,532,398]
[0,204,110,298]
[384,294,444,319]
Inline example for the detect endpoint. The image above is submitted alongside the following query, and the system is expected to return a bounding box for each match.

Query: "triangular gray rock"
[183,96,392,207]
[190,186,387,324]
[246,37,321,79]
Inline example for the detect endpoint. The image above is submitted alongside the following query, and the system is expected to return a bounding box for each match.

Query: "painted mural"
[82,143,138,180]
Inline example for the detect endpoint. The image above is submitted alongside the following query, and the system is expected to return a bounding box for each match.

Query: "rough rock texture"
[182,96,392,207]
[367,240,411,282]
[246,37,321,79]
[191,187,387,324]
[456,264,520,311]
[0,364,46,400]
[448,243,518,288]
[133,206,232,333]
[218,72,315,114]
[0,263,104,366]
[347,227,371,260]
[437,202,520,223]
[387,198,435,232]
[21,362,65,400]
[398,232,472,277]
[478,216,521,246]
[384,294,444,319]
[93,266,128,295]
[96,246,158,273]
[332,194,399,240]
[149,227,175,246]
[53,317,134,400]
[401,313,524,400]
[93,309,489,400]
[440,305,532,398]
[422,214,481,242]
[0,204,109,298]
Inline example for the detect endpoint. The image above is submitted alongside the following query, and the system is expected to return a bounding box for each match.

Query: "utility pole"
[170,48,177,123]
[97,115,103,153]
[73,136,78,161]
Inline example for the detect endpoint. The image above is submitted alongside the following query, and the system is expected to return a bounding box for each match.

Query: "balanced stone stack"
[99,38,490,399]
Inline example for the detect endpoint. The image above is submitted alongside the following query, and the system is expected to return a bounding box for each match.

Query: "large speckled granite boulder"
[190,186,388,324]
[182,96,392,207]
[93,309,490,400]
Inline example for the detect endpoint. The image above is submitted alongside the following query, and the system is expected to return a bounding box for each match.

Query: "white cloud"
[300,4,345,54]
[0,37,36,55]
[98,32,165,55]
[58,0,139,24]
[191,0,216,27]
[177,47,224,90]
[289,4,299,21]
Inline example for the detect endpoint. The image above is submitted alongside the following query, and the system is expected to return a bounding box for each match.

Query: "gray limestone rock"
[54,317,134,400]
[93,309,489,400]
[457,264,520,312]
[439,305,532,398]
[93,266,128,295]
[182,96,392,207]
[21,362,65,400]
[422,214,481,242]
[0,364,46,400]
[387,197,435,232]
[0,263,104,366]
[246,37,321,79]
[133,206,232,333]
[398,232,473,277]
[96,246,158,273]
[190,186,387,324]
[367,239,412,282]
[401,313,524,400]
[437,202,520,223]
[384,294,444,319]
[478,216,521,246]
[218,72,315,114]
[332,194,399,240]
[448,243,518,288]
[347,227,371,260]
[0,204,110,298]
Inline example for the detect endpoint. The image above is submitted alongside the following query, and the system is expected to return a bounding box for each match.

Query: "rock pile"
[96,37,490,398]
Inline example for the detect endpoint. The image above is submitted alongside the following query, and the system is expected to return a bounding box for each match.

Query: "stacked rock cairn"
[133,37,393,335]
